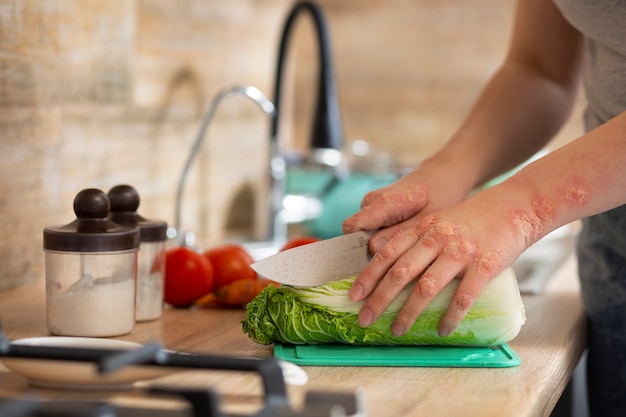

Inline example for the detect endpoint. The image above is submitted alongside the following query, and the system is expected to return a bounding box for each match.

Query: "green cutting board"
[274,343,521,368]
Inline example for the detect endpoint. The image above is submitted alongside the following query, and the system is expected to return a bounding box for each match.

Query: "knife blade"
[251,231,375,286]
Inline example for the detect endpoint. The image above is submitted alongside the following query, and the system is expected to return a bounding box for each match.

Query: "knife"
[251,231,375,286]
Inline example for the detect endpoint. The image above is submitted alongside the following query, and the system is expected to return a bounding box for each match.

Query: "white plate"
[1,337,176,390]
[277,360,308,386]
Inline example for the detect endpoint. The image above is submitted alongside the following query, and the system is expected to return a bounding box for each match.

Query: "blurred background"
[0,0,584,291]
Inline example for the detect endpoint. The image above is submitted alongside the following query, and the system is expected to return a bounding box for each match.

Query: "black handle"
[271,0,343,151]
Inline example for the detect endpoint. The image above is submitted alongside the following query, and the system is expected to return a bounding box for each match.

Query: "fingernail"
[350,283,364,301]
[391,321,405,337]
[371,238,387,253]
[342,219,356,233]
[438,325,452,337]
[359,308,374,327]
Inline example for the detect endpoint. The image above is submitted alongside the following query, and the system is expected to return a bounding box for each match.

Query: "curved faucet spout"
[171,85,276,246]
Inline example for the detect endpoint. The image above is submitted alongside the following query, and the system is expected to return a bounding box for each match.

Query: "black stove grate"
[0,324,365,417]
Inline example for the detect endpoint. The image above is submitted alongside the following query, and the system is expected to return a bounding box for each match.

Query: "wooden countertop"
[0,255,587,417]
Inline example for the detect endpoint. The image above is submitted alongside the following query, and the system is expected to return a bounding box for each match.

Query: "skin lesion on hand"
[442,239,478,262]
[477,250,506,278]
[417,273,438,298]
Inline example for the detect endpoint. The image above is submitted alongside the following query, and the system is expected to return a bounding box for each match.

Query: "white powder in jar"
[47,276,135,337]
[135,271,163,322]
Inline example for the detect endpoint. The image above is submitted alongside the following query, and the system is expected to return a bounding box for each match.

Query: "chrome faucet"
[169,85,276,247]
[170,1,347,250]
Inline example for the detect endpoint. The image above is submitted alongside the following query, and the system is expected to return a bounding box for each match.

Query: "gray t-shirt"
[551,1,626,414]
[553,0,626,130]
[549,0,626,305]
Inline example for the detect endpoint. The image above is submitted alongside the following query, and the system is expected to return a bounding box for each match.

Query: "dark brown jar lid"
[43,188,139,252]
[108,184,167,243]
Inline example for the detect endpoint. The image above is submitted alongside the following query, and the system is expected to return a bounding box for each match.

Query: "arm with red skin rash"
[343,0,584,250]
[352,116,626,337]
[359,115,626,338]
[340,0,626,338]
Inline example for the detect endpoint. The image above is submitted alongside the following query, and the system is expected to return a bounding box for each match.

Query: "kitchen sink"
[242,240,286,262]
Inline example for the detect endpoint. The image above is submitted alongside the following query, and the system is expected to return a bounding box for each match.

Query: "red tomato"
[164,247,214,307]
[280,236,321,251]
[204,244,257,290]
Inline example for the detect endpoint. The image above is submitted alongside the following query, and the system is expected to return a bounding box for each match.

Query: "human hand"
[348,179,543,338]
[342,158,474,252]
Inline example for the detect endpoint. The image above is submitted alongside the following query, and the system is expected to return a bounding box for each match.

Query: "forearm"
[344,0,585,240]
[343,62,583,236]
[482,110,626,244]
[428,0,584,192]
[431,59,581,193]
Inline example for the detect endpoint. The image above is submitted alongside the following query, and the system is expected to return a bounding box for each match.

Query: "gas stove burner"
[0,325,367,417]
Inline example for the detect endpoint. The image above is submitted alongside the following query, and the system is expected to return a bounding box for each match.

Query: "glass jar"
[108,185,167,322]
[43,189,139,337]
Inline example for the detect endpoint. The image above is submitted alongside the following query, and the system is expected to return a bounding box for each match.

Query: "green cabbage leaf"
[242,267,525,346]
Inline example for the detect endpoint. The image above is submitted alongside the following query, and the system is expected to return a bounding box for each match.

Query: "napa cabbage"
[242,267,525,346]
